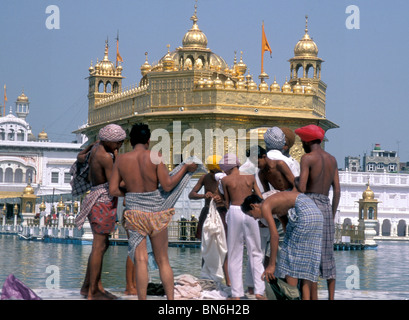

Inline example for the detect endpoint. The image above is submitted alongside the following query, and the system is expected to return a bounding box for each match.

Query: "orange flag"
[116,31,123,67]
[261,22,272,74]
[3,85,6,117]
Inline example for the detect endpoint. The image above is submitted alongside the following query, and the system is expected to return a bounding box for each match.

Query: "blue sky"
[0,0,408,167]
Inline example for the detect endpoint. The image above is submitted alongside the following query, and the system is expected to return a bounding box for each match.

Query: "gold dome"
[293,80,303,93]
[17,91,29,102]
[224,77,234,89]
[282,77,292,93]
[38,129,48,140]
[140,52,151,76]
[259,80,269,91]
[94,42,116,74]
[182,5,208,49]
[270,76,281,92]
[162,45,175,72]
[235,51,247,76]
[362,182,375,200]
[23,183,34,195]
[294,16,318,58]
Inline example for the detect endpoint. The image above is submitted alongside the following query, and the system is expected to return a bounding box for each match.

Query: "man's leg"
[327,278,336,300]
[87,233,112,299]
[150,229,174,300]
[80,256,91,296]
[125,256,137,295]
[133,237,149,300]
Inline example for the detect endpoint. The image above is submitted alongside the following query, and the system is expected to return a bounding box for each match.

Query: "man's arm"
[188,174,206,200]
[109,159,124,197]
[295,155,310,193]
[222,179,230,209]
[77,141,98,163]
[157,155,198,192]
[331,166,341,218]
[261,201,279,281]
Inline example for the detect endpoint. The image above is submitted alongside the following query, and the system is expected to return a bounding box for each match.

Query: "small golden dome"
[259,80,269,91]
[17,91,29,102]
[214,75,223,88]
[23,183,34,195]
[304,82,313,94]
[95,42,115,74]
[140,52,151,76]
[38,129,48,140]
[362,182,375,200]
[282,77,292,93]
[247,75,257,91]
[162,45,175,72]
[88,61,94,73]
[293,80,303,93]
[270,76,281,92]
[39,200,46,211]
[57,196,65,212]
[294,16,319,58]
[235,51,247,76]
[224,77,234,89]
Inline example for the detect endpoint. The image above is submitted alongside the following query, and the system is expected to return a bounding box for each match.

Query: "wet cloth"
[69,151,91,197]
[89,197,118,234]
[306,192,337,279]
[267,149,300,177]
[124,207,175,236]
[124,157,207,263]
[201,200,228,284]
[75,182,115,230]
[275,193,323,282]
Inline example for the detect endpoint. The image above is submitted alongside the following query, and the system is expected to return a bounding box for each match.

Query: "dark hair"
[130,123,151,146]
[246,145,267,159]
[241,194,263,214]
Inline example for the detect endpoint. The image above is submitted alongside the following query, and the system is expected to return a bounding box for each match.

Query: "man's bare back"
[89,143,116,186]
[298,148,338,196]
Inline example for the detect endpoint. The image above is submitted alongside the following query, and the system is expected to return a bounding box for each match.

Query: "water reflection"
[1,235,409,294]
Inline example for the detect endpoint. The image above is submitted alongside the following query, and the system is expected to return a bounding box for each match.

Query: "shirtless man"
[75,124,126,300]
[109,123,197,300]
[257,154,295,193]
[219,153,265,300]
[294,124,341,300]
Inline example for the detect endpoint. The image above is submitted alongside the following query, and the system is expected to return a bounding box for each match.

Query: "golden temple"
[78,5,338,164]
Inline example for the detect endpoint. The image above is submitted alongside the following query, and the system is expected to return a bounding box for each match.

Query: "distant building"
[0,91,84,217]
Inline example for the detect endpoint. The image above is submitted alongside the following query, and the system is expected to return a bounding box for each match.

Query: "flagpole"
[261,21,265,75]
[116,30,119,67]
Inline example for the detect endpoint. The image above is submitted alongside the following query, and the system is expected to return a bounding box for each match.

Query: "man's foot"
[227,297,240,300]
[256,294,267,300]
[87,289,117,300]
[124,287,138,295]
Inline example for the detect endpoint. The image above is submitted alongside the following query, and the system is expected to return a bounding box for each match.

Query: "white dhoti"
[227,205,265,297]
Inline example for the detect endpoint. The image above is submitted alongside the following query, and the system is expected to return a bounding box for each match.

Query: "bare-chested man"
[295,124,341,300]
[219,153,265,300]
[109,123,198,300]
[75,124,126,300]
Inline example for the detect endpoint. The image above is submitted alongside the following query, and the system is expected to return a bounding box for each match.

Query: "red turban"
[295,125,325,142]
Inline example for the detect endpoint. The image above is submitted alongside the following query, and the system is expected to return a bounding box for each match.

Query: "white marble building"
[0,91,85,216]
[331,170,409,237]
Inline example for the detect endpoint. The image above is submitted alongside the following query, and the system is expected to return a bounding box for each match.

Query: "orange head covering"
[295,125,325,142]
[206,155,222,172]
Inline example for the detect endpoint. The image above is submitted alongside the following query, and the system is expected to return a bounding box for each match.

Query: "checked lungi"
[275,194,323,282]
[306,192,336,280]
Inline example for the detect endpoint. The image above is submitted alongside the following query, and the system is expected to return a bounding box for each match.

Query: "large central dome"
[182,12,208,49]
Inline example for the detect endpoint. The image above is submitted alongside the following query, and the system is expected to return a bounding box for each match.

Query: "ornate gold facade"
[78,7,338,164]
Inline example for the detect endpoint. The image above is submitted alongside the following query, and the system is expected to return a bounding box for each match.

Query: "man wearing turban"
[294,124,340,300]
[74,123,126,300]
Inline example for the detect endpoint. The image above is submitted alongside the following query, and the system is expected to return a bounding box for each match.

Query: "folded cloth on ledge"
[1,274,41,300]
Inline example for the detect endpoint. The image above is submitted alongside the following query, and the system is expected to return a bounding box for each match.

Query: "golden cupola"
[140,52,151,76]
[38,129,48,141]
[91,41,122,76]
[362,182,375,200]
[182,4,208,49]
[17,92,29,103]
[294,16,319,58]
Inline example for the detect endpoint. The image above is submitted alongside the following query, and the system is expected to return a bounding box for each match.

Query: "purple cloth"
[1,274,41,300]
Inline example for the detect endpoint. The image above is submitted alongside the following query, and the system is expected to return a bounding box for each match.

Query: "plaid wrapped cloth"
[74,182,114,230]
[275,193,323,282]
[306,193,336,279]
[124,156,206,263]
[69,152,91,197]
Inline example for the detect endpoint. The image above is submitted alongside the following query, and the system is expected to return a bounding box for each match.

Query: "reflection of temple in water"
[77,5,338,219]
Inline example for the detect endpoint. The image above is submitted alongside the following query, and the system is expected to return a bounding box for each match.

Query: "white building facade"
[331,170,409,237]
